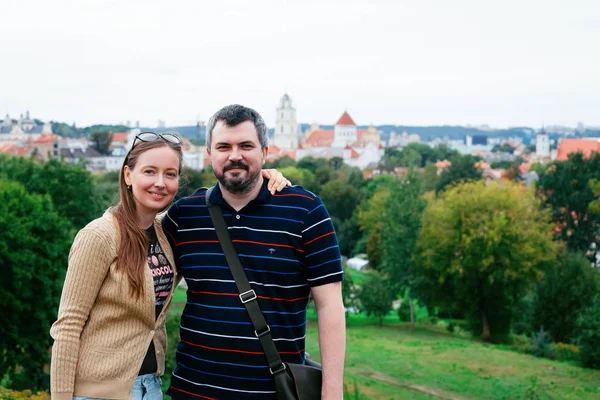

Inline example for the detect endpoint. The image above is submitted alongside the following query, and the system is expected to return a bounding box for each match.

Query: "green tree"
[381,170,427,330]
[359,270,396,327]
[0,179,73,389]
[435,154,482,194]
[537,152,600,253]
[277,167,316,191]
[328,156,344,171]
[533,251,598,343]
[297,156,328,173]
[89,130,113,155]
[577,298,600,369]
[417,181,558,342]
[0,154,100,229]
[320,180,361,222]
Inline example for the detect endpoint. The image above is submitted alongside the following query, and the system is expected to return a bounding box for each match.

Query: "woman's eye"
[167,172,177,178]
[144,169,154,174]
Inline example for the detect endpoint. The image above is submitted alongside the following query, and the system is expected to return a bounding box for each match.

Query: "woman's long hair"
[112,138,183,299]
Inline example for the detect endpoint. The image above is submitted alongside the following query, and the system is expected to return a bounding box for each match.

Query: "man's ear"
[263,146,269,164]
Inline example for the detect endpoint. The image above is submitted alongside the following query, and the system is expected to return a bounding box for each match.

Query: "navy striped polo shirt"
[162,182,343,399]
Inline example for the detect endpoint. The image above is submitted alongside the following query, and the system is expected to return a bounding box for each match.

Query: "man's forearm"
[317,299,346,399]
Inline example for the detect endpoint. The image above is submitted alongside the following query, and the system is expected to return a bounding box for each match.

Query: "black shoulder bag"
[205,186,322,400]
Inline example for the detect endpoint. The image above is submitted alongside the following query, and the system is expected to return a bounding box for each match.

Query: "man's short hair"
[206,104,268,150]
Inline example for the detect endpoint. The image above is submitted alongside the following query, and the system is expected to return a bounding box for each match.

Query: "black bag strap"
[205,186,289,377]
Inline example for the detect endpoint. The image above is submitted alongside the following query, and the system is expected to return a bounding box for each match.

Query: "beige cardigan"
[50,210,177,400]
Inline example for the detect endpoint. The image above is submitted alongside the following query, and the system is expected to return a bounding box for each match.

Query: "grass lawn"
[167,287,600,400]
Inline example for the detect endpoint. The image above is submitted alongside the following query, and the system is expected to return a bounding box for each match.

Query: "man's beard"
[216,160,261,194]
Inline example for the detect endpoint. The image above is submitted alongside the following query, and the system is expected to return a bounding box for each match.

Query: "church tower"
[273,93,299,149]
[333,111,357,147]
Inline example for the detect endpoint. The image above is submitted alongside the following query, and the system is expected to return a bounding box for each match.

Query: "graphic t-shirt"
[139,225,174,375]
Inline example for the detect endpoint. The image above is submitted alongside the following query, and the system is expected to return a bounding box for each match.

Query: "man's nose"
[229,148,242,161]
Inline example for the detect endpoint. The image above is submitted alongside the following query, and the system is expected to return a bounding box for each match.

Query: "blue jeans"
[131,374,163,400]
[72,373,163,400]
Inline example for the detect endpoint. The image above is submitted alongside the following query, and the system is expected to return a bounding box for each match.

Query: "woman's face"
[124,145,180,217]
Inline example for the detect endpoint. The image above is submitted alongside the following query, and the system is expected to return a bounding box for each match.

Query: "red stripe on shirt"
[304,231,335,246]
[232,239,304,252]
[272,193,314,200]
[181,340,305,355]
[177,240,220,246]
[169,386,216,400]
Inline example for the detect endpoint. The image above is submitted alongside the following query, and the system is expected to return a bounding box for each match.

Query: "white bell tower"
[273,94,299,149]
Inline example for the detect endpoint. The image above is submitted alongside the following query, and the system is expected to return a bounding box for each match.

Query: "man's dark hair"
[206,104,268,150]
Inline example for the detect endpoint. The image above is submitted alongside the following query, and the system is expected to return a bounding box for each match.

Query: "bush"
[531,328,552,358]
[510,334,533,354]
[0,388,50,400]
[161,311,182,393]
[397,301,411,322]
[533,251,598,344]
[551,342,580,362]
[577,301,600,369]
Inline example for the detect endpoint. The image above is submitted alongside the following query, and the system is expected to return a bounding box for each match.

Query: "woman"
[50,132,289,400]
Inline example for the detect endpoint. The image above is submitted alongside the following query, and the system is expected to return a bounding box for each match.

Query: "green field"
[167,287,600,400]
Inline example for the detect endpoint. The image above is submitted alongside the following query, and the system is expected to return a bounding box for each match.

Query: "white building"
[273,94,299,150]
[535,132,550,157]
[332,112,358,147]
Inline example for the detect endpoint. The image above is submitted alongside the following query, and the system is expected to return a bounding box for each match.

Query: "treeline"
[3,145,600,389]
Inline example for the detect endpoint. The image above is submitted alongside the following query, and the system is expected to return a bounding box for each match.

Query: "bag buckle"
[269,362,287,375]
[255,325,271,338]
[239,289,257,304]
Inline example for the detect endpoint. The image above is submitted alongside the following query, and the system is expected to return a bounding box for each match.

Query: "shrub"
[533,251,598,344]
[577,301,600,369]
[531,328,552,358]
[510,334,533,354]
[0,388,50,400]
[551,342,580,362]
[397,301,411,322]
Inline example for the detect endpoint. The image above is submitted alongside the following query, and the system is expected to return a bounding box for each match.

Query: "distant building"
[0,111,53,142]
[299,111,384,170]
[535,131,550,157]
[272,94,299,150]
[555,138,600,161]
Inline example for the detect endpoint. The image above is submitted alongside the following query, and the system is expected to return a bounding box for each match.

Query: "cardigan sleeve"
[49,226,115,399]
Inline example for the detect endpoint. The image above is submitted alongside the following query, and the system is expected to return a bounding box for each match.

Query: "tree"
[297,156,328,173]
[577,297,600,369]
[381,170,427,330]
[537,152,600,253]
[277,167,316,191]
[533,251,598,343]
[89,130,114,155]
[356,185,392,268]
[359,270,396,327]
[319,180,361,222]
[435,154,482,194]
[0,154,100,229]
[417,181,558,342]
[0,179,73,389]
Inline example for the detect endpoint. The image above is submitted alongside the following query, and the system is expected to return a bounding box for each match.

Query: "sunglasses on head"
[132,131,182,148]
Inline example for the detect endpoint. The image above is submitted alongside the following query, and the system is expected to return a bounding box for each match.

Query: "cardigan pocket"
[77,347,130,380]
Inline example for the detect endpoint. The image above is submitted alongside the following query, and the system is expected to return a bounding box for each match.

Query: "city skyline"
[2,0,599,129]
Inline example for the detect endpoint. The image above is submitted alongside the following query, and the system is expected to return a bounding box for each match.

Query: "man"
[163,104,345,399]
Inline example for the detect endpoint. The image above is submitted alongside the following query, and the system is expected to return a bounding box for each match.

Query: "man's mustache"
[223,161,249,172]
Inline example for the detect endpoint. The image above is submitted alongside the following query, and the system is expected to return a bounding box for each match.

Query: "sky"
[1,0,599,129]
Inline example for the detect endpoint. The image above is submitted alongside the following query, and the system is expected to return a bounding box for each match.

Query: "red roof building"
[336,111,356,126]
[556,139,600,161]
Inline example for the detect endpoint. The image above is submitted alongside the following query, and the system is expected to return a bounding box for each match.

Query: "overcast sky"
[1,0,599,129]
